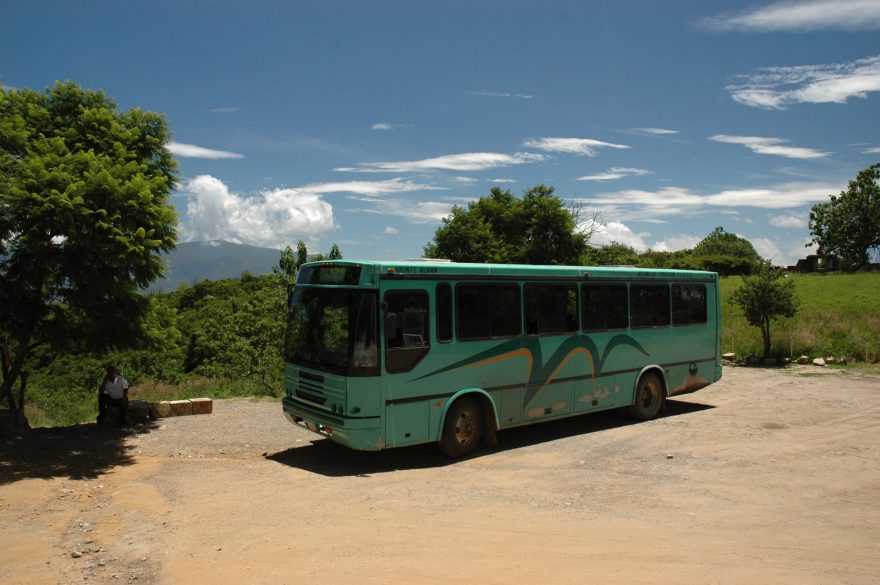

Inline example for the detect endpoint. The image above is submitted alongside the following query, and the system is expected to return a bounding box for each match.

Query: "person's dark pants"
[98,394,128,426]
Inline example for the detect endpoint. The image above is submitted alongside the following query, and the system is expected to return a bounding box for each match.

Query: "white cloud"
[702,0,880,32]
[727,55,880,109]
[769,214,809,229]
[577,167,654,181]
[490,178,517,183]
[371,123,412,131]
[350,199,453,224]
[210,107,238,113]
[180,175,337,248]
[630,127,680,135]
[168,142,244,159]
[863,146,880,154]
[710,135,829,159]
[336,152,544,173]
[523,137,630,156]
[467,91,533,99]
[591,221,650,251]
[301,178,443,197]
[652,234,702,252]
[751,237,786,264]
[579,182,837,210]
[384,226,399,234]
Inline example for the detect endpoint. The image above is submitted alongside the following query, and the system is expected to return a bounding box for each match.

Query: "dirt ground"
[1,365,878,585]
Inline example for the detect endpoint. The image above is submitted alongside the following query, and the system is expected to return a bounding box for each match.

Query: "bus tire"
[628,372,665,421]
[439,396,483,458]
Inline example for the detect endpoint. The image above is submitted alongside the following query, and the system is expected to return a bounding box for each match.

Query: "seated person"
[97,365,129,426]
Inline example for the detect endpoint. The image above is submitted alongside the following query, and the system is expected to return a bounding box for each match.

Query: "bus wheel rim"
[455,411,478,445]
[641,381,658,408]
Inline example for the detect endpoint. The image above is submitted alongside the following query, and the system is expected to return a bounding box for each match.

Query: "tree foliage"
[582,228,760,276]
[692,227,761,272]
[0,82,178,422]
[424,185,589,264]
[582,242,641,266]
[177,273,286,392]
[22,244,343,425]
[728,261,798,359]
[809,163,880,270]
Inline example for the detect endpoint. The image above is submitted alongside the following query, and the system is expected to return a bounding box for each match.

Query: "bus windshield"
[286,288,379,376]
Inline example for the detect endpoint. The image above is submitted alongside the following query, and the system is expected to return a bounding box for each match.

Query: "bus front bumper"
[282,397,383,451]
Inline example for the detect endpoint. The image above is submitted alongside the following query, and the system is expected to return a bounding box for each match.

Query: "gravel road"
[1,365,878,584]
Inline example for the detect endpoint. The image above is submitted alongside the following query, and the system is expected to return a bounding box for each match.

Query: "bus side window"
[583,284,628,331]
[525,284,578,335]
[672,284,707,325]
[630,284,670,328]
[385,290,430,373]
[436,283,452,343]
[456,283,521,340]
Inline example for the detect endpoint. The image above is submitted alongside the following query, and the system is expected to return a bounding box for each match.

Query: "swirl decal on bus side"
[413,334,650,407]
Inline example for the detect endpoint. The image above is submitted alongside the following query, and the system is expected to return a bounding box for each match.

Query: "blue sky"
[3,0,879,266]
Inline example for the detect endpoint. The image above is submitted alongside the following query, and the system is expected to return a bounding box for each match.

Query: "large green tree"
[728,261,798,359]
[692,227,762,268]
[809,163,880,270]
[0,82,178,424]
[424,185,589,264]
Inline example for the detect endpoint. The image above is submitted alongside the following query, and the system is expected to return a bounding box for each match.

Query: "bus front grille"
[293,369,346,410]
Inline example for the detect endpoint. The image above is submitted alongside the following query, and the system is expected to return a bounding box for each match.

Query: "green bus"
[282,260,722,457]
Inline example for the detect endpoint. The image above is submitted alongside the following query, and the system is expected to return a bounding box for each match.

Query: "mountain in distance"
[150,240,281,292]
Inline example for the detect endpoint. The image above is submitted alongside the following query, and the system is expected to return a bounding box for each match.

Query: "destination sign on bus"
[297,264,361,285]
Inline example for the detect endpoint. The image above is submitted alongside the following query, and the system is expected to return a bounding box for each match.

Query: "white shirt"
[104,374,129,399]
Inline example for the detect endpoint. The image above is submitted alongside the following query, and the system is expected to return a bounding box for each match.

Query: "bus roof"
[300,259,717,283]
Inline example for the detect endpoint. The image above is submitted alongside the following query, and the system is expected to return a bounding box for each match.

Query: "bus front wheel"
[439,396,483,458]
[628,372,665,421]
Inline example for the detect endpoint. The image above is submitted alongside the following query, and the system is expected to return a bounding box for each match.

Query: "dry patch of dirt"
[2,366,878,584]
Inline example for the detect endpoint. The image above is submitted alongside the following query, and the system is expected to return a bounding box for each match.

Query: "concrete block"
[190,397,213,415]
[128,400,152,423]
[152,401,173,418]
[169,400,193,417]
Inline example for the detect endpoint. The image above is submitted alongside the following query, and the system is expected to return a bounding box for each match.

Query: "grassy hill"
[720,272,880,361]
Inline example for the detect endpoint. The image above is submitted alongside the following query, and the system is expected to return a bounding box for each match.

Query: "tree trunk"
[0,336,34,430]
[761,318,772,359]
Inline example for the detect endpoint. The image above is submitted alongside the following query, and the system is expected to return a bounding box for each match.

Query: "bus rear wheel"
[439,396,483,458]
[628,372,665,420]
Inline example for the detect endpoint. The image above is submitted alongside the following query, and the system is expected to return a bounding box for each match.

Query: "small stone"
[797,355,810,365]
[71,551,83,558]
[812,358,826,367]
[666,454,675,459]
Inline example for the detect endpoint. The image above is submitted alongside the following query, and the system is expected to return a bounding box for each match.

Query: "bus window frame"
[582,282,630,332]
[383,288,431,374]
[629,283,671,329]
[455,281,522,342]
[524,282,579,336]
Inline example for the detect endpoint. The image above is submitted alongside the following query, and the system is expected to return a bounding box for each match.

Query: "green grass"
[721,272,880,361]
[23,375,280,429]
